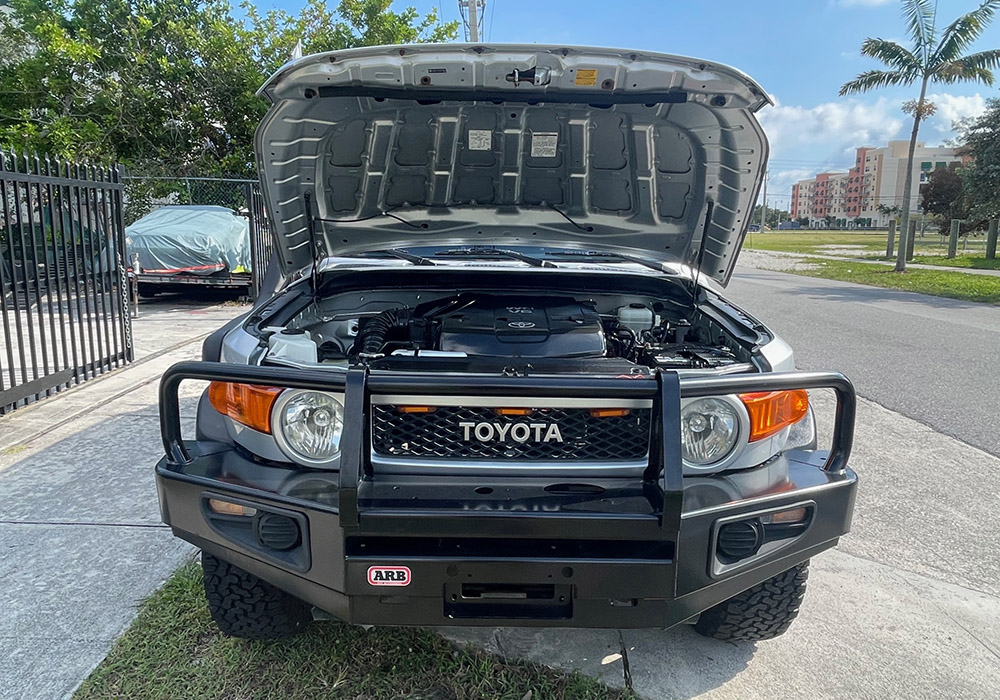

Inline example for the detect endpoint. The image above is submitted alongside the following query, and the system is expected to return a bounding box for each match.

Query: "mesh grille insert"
[371,404,650,461]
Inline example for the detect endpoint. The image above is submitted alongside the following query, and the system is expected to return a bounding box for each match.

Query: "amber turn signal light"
[208,382,283,434]
[589,408,631,418]
[738,390,809,442]
[494,407,533,416]
[397,405,437,414]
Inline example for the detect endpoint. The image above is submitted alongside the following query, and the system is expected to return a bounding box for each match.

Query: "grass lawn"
[743,231,993,261]
[74,562,627,700]
[797,258,1000,305]
[743,231,886,254]
[908,254,1000,270]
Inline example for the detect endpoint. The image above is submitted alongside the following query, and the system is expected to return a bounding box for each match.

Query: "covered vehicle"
[155,44,857,642]
[126,205,251,295]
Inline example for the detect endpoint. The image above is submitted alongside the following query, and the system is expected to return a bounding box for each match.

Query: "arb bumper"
[156,362,857,629]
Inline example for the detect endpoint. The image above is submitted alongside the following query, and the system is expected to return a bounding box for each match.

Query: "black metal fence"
[121,175,273,296]
[1,153,132,414]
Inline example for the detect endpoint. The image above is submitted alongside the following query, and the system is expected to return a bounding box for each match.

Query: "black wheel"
[137,283,159,298]
[694,561,809,641]
[201,551,312,639]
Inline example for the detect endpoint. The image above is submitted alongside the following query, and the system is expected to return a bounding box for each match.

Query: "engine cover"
[437,296,605,358]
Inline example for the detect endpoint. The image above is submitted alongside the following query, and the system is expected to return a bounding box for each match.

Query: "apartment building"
[789,141,967,227]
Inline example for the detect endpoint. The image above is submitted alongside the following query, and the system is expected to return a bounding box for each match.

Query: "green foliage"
[751,204,791,228]
[957,97,1000,220]
[840,0,1000,97]
[921,166,964,217]
[0,0,458,173]
[74,562,624,700]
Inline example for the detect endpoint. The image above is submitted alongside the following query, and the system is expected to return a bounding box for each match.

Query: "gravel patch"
[816,244,880,257]
[736,249,819,271]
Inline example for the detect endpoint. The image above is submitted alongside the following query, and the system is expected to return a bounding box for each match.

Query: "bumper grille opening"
[347,536,673,560]
[371,404,651,462]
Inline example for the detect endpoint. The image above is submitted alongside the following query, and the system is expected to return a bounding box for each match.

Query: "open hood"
[255,44,771,285]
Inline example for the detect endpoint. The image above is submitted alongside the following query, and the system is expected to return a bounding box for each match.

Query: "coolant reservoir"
[268,328,318,363]
[617,303,654,335]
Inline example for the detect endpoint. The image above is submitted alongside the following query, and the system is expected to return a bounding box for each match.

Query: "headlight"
[681,398,740,467]
[272,390,344,466]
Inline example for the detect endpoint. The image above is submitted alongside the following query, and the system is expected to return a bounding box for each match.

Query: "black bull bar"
[160,361,856,534]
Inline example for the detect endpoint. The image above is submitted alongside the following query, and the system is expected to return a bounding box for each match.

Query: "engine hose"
[357,307,411,356]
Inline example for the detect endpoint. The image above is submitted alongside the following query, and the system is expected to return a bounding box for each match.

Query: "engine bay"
[261,282,762,375]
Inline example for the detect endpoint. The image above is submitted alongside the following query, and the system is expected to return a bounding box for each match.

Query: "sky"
[266,0,1000,209]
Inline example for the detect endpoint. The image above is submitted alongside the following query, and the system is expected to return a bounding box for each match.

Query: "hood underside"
[255,44,771,285]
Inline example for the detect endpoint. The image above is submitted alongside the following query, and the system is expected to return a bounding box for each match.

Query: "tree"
[956,97,1000,220]
[751,204,791,228]
[0,0,458,172]
[840,0,1000,272]
[921,166,964,217]
[920,165,974,234]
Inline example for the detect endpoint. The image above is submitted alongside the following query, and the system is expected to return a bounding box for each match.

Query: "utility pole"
[759,170,768,231]
[460,1,483,42]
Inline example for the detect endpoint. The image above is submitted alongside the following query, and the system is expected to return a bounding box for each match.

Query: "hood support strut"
[303,192,323,294]
[688,200,714,305]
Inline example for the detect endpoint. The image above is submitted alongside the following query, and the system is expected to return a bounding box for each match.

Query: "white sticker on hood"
[468,129,492,151]
[530,132,558,158]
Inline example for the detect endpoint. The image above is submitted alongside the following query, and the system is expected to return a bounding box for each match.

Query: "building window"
[920,162,932,170]
[935,161,947,169]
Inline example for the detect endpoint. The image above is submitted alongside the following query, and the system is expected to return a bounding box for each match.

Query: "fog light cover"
[273,390,344,465]
[681,398,740,466]
[717,519,764,561]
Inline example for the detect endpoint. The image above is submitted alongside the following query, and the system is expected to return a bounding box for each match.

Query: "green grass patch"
[74,563,627,700]
[795,258,1000,305]
[908,255,1000,270]
[743,231,886,254]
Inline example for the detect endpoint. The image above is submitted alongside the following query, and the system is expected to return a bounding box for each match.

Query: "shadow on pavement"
[443,624,755,697]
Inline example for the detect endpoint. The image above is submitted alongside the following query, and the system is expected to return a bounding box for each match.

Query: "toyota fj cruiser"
[155,44,858,642]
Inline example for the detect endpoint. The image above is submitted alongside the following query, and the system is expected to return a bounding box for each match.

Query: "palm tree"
[840,0,1000,272]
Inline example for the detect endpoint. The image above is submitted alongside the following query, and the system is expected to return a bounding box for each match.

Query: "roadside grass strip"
[74,562,627,700]
[799,258,1000,305]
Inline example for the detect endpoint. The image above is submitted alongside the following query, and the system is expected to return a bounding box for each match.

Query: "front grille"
[371,404,650,461]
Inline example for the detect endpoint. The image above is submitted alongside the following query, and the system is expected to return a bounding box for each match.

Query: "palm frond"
[861,38,923,73]
[902,0,937,60]
[931,1,1000,65]
[839,70,915,96]
[932,49,1000,85]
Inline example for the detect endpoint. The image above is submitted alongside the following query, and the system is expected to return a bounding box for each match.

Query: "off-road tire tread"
[202,551,311,639]
[694,561,809,641]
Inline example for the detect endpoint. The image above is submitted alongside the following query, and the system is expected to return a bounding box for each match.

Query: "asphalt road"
[726,265,1000,458]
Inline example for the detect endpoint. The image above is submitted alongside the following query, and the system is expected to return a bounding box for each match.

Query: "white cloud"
[760,95,904,157]
[924,92,987,135]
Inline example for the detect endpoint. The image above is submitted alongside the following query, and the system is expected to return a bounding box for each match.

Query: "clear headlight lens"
[274,390,344,464]
[681,398,740,466]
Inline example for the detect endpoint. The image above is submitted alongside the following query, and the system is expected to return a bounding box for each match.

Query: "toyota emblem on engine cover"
[508,321,536,329]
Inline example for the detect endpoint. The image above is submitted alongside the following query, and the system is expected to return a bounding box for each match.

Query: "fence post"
[987,218,998,260]
[947,219,960,259]
[906,220,916,261]
[886,219,896,258]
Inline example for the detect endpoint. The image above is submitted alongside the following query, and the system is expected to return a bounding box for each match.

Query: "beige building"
[791,141,968,227]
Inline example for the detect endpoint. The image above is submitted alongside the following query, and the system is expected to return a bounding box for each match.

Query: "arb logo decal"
[367,566,411,586]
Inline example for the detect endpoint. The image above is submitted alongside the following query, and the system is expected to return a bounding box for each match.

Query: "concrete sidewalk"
[0,298,245,700]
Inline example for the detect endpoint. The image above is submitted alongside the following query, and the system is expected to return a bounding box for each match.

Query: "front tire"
[694,561,809,641]
[202,551,312,639]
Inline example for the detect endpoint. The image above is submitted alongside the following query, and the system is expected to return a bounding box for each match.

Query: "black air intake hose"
[357,307,411,356]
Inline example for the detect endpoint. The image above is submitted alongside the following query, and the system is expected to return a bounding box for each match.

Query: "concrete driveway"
[0,295,245,700]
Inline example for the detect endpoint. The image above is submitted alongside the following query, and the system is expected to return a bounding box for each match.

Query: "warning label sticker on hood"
[530,132,558,158]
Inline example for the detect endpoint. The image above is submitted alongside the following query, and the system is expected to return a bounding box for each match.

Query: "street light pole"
[759,170,768,231]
